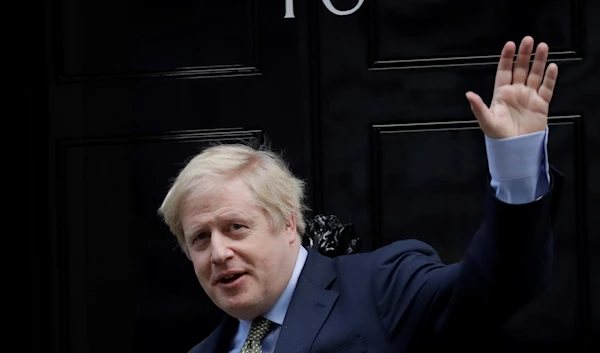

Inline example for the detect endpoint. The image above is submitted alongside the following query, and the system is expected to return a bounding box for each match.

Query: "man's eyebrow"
[184,220,206,239]
[220,211,253,220]
[223,214,247,220]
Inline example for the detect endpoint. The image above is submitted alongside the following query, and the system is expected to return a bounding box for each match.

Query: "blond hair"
[158,143,308,258]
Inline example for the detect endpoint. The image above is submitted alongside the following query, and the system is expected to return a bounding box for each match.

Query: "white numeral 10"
[284,0,365,18]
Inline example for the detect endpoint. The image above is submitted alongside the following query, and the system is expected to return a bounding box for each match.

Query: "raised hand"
[466,36,559,139]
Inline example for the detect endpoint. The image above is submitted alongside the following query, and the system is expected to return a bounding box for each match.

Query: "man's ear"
[286,213,297,244]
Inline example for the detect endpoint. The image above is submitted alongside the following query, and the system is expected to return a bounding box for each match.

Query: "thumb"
[466,91,492,126]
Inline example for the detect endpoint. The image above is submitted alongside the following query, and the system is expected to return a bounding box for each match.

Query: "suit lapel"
[273,248,339,353]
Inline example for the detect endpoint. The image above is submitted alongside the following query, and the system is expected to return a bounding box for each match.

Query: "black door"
[30,0,598,352]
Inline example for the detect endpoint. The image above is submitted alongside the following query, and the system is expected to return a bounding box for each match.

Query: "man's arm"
[371,36,564,351]
[372,145,563,351]
[423,165,562,350]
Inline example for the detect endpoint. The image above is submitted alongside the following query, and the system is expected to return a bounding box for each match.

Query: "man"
[158,36,564,353]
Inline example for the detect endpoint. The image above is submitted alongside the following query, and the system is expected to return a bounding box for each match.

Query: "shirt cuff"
[485,128,548,181]
[485,127,550,204]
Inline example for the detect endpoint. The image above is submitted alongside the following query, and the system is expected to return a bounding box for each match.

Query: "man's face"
[180,177,299,320]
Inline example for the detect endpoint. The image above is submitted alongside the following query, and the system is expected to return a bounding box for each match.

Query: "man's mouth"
[220,273,244,284]
[216,272,246,285]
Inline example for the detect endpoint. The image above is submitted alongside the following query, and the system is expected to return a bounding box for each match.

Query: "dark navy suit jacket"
[190,167,564,353]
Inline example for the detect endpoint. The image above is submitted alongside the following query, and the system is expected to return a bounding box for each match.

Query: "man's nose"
[210,232,234,264]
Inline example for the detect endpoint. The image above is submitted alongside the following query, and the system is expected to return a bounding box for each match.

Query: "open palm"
[466,36,559,139]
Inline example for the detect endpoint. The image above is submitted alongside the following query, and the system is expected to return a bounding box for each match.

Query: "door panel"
[59,0,260,78]
[369,0,580,69]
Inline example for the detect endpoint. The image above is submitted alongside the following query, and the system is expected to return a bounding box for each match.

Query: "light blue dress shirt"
[227,128,551,353]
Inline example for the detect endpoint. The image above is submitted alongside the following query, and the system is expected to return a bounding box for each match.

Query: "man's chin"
[223,308,261,321]
[218,296,263,320]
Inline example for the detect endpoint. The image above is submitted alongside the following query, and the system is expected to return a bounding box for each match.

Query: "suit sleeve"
[432,166,562,343]
[371,142,564,351]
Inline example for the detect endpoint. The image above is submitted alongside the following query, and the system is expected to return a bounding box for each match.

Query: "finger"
[466,91,493,126]
[512,36,535,85]
[495,41,516,90]
[539,63,558,103]
[526,42,549,90]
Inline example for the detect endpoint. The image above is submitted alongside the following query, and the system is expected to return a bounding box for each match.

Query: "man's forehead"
[184,178,251,206]
[193,176,254,198]
[182,194,260,222]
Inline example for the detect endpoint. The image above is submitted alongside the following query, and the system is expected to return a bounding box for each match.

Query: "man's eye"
[196,232,209,240]
[231,224,243,231]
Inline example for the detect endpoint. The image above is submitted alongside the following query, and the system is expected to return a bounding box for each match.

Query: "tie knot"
[241,317,272,353]
[247,316,272,342]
